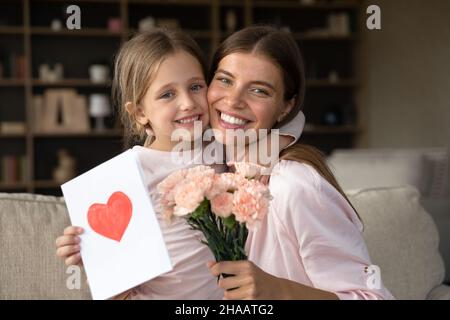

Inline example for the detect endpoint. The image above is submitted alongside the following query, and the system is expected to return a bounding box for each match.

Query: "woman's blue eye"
[252,88,269,96]
[217,77,231,85]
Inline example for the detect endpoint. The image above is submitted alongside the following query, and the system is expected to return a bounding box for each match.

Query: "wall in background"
[360,0,450,149]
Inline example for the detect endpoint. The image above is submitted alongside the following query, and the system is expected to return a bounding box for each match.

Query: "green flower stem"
[186,198,248,262]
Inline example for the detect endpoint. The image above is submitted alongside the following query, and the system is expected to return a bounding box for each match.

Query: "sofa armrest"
[427,285,450,300]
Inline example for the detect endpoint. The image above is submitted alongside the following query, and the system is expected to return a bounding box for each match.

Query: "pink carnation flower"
[169,165,215,216]
[174,180,205,215]
[232,180,271,230]
[210,192,234,218]
[206,173,246,199]
[232,162,266,179]
[157,168,187,195]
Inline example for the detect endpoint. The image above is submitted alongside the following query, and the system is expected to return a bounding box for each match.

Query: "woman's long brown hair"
[209,25,360,220]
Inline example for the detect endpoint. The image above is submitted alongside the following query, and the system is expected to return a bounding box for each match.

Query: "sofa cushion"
[328,150,429,194]
[0,193,91,299]
[347,186,445,300]
[427,285,450,300]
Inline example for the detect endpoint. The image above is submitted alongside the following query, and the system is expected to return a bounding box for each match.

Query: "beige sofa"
[328,148,450,282]
[1,186,449,300]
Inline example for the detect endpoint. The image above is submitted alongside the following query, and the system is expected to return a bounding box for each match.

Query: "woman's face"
[207,52,294,145]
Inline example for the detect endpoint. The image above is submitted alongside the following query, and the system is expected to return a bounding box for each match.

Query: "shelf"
[32,79,111,87]
[30,0,121,3]
[219,31,238,39]
[128,28,211,39]
[0,182,28,191]
[0,79,26,87]
[0,26,24,35]
[184,30,213,39]
[303,125,361,134]
[33,130,123,138]
[0,133,27,139]
[128,0,210,5]
[219,0,245,6]
[306,79,358,88]
[252,0,358,10]
[33,180,61,189]
[293,33,357,41]
[30,27,123,37]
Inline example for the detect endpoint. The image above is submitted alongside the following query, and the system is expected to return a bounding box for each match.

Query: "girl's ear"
[277,95,296,123]
[125,101,148,126]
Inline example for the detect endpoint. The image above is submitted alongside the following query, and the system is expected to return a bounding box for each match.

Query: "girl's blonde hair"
[112,28,206,147]
[209,25,360,220]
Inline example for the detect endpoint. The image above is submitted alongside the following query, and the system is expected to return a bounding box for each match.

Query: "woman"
[206,26,394,300]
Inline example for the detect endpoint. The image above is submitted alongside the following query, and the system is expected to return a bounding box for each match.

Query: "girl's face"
[134,50,209,151]
[207,52,294,145]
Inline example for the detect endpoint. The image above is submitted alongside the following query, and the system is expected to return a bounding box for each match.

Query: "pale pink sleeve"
[271,161,395,300]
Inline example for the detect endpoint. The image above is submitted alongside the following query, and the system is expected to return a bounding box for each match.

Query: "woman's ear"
[125,101,148,126]
[277,96,296,123]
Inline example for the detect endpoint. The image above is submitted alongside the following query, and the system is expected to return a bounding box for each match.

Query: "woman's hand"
[207,260,339,300]
[228,133,294,184]
[55,226,84,267]
[226,133,294,185]
[207,260,285,300]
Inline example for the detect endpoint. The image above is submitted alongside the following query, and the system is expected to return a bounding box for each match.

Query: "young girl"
[55,28,302,299]
[206,26,394,300]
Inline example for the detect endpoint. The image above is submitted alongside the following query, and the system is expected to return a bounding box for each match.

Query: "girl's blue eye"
[160,92,174,99]
[191,84,203,92]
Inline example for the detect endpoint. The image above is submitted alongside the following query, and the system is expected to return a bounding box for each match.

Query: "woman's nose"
[224,89,245,109]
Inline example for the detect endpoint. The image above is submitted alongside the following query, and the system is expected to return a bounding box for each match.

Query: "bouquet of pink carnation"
[157,163,272,262]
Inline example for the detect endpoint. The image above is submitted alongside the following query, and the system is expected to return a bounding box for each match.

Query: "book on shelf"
[0,155,27,184]
[0,121,26,134]
[0,51,26,79]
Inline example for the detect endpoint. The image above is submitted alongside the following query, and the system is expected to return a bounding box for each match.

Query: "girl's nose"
[179,91,195,111]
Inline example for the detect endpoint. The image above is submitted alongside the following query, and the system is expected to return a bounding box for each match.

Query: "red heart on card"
[87,191,132,242]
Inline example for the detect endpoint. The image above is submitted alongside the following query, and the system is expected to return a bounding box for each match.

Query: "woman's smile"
[217,110,251,129]
[207,52,290,145]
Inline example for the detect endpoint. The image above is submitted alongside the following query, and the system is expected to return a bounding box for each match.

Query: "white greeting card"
[61,149,172,300]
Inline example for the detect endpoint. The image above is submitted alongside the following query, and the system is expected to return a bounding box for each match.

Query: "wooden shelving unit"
[253,2,357,10]
[0,0,362,195]
[31,78,111,87]
[292,33,357,41]
[32,179,64,189]
[33,130,123,138]
[0,182,28,192]
[0,26,25,35]
[0,79,26,86]
[30,27,123,37]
